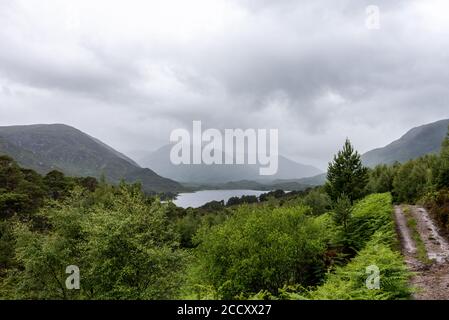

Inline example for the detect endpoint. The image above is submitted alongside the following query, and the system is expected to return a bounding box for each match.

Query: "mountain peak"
[140,143,322,184]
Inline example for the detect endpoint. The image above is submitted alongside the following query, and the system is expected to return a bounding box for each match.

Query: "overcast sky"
[1,0,449,170]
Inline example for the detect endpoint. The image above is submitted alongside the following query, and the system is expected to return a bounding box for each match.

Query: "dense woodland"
[1,128,449,299]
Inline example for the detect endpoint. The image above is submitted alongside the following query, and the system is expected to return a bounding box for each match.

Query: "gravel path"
[394,205,449,300]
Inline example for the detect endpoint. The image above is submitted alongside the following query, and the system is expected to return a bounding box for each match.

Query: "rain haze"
[1,0,449,170]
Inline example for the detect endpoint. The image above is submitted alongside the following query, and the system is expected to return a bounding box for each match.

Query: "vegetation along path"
[394,205,449,300]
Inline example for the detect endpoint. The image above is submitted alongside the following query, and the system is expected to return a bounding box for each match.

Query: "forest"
[1,128,449,300]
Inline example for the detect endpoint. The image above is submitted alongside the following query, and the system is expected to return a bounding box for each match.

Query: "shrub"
[300,188,332,216]
[0,185,187,299]
[423,189,449,236]
[190,205,331,299]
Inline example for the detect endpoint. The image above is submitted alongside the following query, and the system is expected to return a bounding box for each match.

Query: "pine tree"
[325,139,368,203]
[332,194,352,230]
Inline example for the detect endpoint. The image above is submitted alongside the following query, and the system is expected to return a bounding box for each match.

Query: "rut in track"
[394,205,449,300]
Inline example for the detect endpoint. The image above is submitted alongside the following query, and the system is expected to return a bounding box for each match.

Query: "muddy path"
[394,205,449,300]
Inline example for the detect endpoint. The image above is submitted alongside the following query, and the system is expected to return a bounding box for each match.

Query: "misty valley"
[1,119,449,301]
[1,0,449,311]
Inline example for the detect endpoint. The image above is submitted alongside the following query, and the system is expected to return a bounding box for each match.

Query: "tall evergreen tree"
[325,139,368,203]
[332,194,352,230]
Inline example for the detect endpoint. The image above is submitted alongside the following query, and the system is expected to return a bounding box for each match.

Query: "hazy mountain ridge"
[271,173,328,187]
[0,124,184,193]
[140,144,323,184]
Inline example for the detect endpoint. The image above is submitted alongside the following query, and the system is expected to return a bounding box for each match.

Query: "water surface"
[173,189,267,208]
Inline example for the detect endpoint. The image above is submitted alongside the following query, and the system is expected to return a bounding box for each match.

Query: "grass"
[402,206,432,265]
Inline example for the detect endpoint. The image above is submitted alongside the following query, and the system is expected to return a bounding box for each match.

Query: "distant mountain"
[272,173,328,187]
[139,144,323,184]
[270,119,449,187]
[362,119,449,167]
[0,124,184,193]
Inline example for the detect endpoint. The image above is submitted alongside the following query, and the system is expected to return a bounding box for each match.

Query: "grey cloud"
[0,0,448,170]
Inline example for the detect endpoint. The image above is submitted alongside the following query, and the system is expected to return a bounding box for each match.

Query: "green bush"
[300,188,332,216]
[423,189,449,236]
[0,185,187,300]
[392,157,436,204]
[365,165,395,194]
[0,220,15,273]
[189,204,332,299]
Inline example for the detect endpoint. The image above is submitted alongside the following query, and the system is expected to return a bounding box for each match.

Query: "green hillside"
[0,124,183,193]
[362,119,449,167]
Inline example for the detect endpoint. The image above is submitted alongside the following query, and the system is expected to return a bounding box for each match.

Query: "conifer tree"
[332,194,352,230]
[325,139,368,203]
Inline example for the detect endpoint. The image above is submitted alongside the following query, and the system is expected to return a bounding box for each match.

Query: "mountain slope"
[140,144,322,184]
[362,119,449,167]
[0,124,183,193]
[272,173,328,187]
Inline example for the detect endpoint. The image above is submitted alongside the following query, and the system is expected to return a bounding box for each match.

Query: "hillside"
[272,173,328,187]
[362,119,449,167]
[0,124,184,193]
[184,179,311,191]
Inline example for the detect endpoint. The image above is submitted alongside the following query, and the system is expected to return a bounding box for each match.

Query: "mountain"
[362,119,449,167]
[139,144,323,184]
[272,173,328,187]
[0,124,184,193]
[270,119,449,187]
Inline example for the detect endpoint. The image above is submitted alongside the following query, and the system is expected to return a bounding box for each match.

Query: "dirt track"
[394,205,449,300]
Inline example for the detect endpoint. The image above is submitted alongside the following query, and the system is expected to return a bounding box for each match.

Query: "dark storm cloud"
[0,0,448,168]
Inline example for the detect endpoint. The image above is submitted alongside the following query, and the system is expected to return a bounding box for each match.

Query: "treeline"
[176,189,304,209]
[0,156,101,272]
[0,155,98,220]
[364,128,449,235]
[366,128,449,203]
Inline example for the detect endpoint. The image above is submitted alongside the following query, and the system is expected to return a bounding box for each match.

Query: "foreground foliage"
[308,235,411,300]
[1,185,187,299]
[282,194,412,300]
[187,205,333,299]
